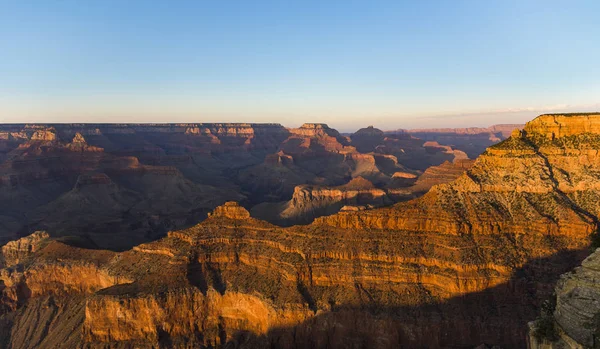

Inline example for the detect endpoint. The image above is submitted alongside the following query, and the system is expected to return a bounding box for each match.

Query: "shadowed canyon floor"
[0,114,599,348]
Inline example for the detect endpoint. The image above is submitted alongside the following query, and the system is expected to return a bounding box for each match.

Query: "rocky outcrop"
[238,124,413,204]
[83,288,312,346]
[0,171,592,349]
[526,113,600,138]
[208,201,251,220]
[30,129,57,142]
[528,247,600,349]
[0,231,49,268]
[316,114,600,234]
[290,123,345,139]
[410,159,474,188]
[0,240,123,313]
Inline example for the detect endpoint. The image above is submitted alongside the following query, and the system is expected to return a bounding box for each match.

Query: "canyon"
[0,122,507,249]
[0,114,598,348]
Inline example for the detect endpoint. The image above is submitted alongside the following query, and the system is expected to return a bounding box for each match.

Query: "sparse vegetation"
[533,296,559,342]
[584,312,600,348]
[592,232,600,250]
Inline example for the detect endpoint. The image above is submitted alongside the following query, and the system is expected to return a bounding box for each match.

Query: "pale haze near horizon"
[1,1,599,132]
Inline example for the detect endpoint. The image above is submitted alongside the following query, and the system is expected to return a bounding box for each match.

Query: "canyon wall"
[4,115,591,348]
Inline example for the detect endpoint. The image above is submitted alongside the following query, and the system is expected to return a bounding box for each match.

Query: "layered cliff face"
[0,231,49,268]
[0,114,598,349]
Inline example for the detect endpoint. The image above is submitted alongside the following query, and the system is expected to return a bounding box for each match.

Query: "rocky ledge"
[529,247,600,348]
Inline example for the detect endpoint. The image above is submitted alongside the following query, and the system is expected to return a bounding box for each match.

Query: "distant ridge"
[385,124,524,137]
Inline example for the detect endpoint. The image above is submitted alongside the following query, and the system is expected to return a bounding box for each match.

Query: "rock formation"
[0,114,598,348]
[528,247,600,348]
[0,231,49,268]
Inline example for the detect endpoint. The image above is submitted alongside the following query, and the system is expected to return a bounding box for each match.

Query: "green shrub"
[591,231,600,251]
[533,297,559,342]
[533,316,559,342]
[584,312,600,348]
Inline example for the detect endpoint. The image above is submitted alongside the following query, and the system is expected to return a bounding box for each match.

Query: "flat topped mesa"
[208,201,251,220]
[290,123,344,139]
[525,113,600,138]
[299,123,331,129]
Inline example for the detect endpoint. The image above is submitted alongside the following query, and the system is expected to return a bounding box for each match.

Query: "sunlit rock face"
[1,115,598,348]
[0,231,49,268]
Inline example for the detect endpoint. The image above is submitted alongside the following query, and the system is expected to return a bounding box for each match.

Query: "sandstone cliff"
[0,231,49,268]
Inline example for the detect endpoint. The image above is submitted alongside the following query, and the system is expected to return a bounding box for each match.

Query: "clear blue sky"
[1,0,599,130]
